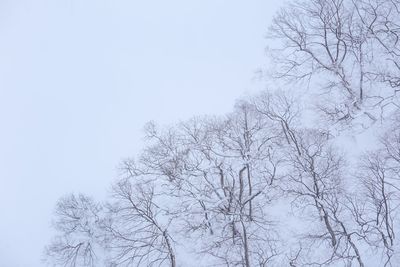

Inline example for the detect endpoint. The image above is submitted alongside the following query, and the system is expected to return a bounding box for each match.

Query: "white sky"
[0,1,281,266]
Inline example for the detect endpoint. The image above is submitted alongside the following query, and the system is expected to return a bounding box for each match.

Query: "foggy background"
[0,1,281,266]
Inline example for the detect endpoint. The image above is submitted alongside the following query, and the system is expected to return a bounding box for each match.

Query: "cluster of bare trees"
[44,92,400,266]
[44,0,400,266]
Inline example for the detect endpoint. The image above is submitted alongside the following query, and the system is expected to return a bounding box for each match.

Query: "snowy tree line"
[44,0,400,266]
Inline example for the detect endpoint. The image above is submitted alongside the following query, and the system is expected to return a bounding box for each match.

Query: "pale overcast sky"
[0,1,281,266]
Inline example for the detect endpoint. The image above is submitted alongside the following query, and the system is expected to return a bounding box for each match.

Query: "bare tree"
[349,119,400,266]
[253,92,365,266]
[284,130,365,266]
[351,153,396,266]
[102,179,176,267]
[44,194,103,267]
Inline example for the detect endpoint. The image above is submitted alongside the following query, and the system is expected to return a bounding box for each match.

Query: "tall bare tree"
[253,92,365,266]
[102,179,176,267]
